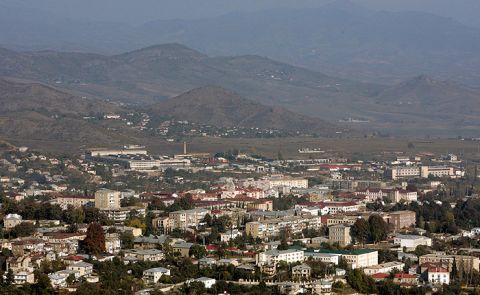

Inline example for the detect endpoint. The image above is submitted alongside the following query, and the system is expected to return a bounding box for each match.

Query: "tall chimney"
[183,141,187,154]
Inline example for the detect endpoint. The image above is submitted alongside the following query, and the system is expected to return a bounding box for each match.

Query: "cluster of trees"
[351,215,390,244]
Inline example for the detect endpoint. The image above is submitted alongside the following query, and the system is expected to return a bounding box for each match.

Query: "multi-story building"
[420,166,454,178]
[256,249,305,265]
[143,267,170,284]
[95,189,121,209]
[268,176,308,189]
[49,195,95,209]
[246,215,324,239]
[419,254,480,272]
[383,211,416,231]
[303,252,340,265]
[168,208,210,231]
[389,190,418,203]
[247,200,273,211]
[3,214,24,230]
[427,266,450,285]
[292,264,311,281]
[329,224,352,247]
[387,167,420,180]
[308,249,378,269]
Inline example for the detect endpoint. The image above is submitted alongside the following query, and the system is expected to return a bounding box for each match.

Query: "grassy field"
[6,136,480,161]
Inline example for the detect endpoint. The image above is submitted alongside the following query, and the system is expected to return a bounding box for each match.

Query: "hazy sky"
[2,0,480,27]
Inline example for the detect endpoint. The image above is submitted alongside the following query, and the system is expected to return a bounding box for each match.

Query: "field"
[6,135,480,161]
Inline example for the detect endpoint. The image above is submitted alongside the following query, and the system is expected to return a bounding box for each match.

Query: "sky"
[1,0,480,27]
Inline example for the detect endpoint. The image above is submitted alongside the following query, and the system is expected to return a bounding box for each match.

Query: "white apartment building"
[256,249,305,265]
[308,249,378,269]
[304,252,340,265]
[428,267,450,285]
[394,234,432,250]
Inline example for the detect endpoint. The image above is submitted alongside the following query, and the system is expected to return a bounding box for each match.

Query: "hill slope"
[0,79,134,149]
[149,86,338,134]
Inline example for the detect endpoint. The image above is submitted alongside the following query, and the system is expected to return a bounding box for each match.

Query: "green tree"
[120,232,135,249]
[189,244,207,259]
[351,218,370,244]
[10,222,36,238]
[368,215,388,243]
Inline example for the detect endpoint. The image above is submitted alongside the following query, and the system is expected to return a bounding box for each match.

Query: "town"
[0,143,479,295]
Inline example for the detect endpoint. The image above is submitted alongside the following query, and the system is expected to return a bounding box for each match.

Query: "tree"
[368,215,388,243]
[83,222,106,255]
[120,232,135,249]
[189,244,207,259]
[10,222,36,238]
[351,218,369,244]
[5,268,14,285]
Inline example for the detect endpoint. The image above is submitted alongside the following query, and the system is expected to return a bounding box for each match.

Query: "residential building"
[95,189,121,209]
[124,249,165,262]
[364,261,405,276]
[67,262,93,277]
[387,167,420,180]
[292,264,312,281]
[143,267,171,284]
[256,249,305,265]
[4,214,23,229]
[172,241,194,258]
[308,249,378,269]
[384,211,416,231]
[328,224,352,246]
[419,254,480,272]
[394,234,432,250]
[427,266,450,285]
[420,166,454,178]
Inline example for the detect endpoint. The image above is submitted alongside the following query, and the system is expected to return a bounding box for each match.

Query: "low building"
[172,241,194,258]
[292,264,312,281]
[124,249,164,262]
[67,262,93,277]
[143,267,170,284]
[304,252,340,265]
[188,277,216,289]
[4,214,24,229]
[220,230,242,243]
[393,273,418,285]
[364,261,405,276]
[394,234,432,250]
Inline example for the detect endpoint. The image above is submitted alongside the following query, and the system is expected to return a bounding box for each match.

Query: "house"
[292,264,312,281]
[105,233,121,254]
[393,273,418,285]
[364,261,405,276]
[172,241,194,258]
[371,273,389,282]
[134,235,169,249]
[188,277,216,289]
[13,271,35,285]
[3,214,24,229]
[49,269,79,288]
[220,230,242,243]
[428,266,450,285]
[67,262,93,277]
[198,257,217,269]
[124,249,164,262]
[143,267,171,284]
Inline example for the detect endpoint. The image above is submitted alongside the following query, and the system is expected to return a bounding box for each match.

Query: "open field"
[6,136,480,161]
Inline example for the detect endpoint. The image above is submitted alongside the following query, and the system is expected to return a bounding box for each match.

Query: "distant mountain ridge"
[2,1,480,84]
[1,45,480,136]
[149,86,338,134]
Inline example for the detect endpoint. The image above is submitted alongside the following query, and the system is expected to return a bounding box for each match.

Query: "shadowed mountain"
[0,79,136,148]
[148,86,340,135]
[2,1,480,84]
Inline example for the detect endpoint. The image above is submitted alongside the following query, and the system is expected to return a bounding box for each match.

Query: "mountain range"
[1,44,480,137]
[2,1,480,85]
